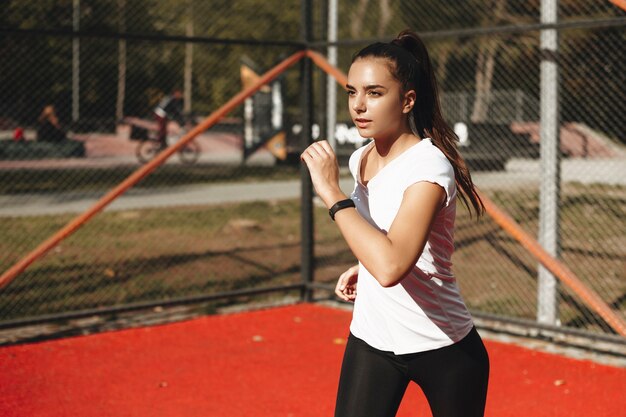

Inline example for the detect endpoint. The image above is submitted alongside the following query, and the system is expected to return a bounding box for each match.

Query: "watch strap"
[329,198,356,221]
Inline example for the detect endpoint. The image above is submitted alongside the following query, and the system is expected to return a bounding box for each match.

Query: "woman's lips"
[355,118,371,128]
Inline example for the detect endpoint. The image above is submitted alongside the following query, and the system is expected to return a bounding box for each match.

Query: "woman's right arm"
[301,140,445,288]
[332,181,444,287]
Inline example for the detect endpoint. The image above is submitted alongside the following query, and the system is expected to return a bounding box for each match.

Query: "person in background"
[153,89,185,149]
[37,105,66,143]
[301,29,490,417]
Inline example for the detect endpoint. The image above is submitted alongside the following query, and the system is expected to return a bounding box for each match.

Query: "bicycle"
[135,133,201,165]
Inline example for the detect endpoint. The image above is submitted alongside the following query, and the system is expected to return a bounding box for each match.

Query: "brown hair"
[353,29,484,217]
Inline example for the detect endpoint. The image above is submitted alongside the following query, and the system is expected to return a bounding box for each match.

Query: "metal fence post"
[538,0,561,325]
[300,0,314,302]
[326,0,338,149]
[72,0,80,123]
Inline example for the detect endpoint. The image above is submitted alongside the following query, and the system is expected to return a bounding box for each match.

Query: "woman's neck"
[360,130,421,185]
[372,131,421,162]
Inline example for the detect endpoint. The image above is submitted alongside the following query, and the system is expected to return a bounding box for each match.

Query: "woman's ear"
[402,89,416,114]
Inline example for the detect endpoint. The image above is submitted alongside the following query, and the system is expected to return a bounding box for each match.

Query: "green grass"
[1,184,624,335]
[0,199,314,320]
[457,183,626,329]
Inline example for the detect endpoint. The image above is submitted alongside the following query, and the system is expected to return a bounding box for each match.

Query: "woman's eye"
[368,91,381,96]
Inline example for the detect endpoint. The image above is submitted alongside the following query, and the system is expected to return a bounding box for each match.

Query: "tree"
[469,0,538,122]
[116,0,127,121]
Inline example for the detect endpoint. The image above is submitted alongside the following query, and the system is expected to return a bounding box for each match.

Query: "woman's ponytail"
[393,30,485,217]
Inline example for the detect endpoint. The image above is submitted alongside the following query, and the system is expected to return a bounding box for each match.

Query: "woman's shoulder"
[409,139,453,173]
[402,139,456,200]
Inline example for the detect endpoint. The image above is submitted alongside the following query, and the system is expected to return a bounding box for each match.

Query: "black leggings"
[334,327,489,417]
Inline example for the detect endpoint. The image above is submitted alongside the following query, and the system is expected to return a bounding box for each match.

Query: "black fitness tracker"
[329,198,356,221]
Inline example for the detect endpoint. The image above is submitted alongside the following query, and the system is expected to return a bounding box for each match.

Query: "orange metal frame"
[610,0,626,12]
[2,49,624,337]
[0,50,305,289]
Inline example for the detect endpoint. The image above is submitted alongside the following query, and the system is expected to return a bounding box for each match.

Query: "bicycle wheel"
[136,141,160,164]
[178,140,201,165]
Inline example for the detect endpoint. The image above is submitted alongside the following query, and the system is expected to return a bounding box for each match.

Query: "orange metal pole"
[480,193,626,336]
[308,49,626,337]
[610,0,626,12]
[0,50,307,290]
[306,50,348,88]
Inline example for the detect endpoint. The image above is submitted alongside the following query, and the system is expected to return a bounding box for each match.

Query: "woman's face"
[347,57,414,141]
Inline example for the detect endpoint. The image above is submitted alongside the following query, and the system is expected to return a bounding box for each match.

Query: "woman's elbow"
[379,277,400,288]
[376,264,410,288]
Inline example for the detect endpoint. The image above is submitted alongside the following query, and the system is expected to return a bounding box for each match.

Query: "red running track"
[1,303,624,417]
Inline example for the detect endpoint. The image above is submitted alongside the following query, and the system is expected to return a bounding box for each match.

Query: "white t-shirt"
[348,138,474,354]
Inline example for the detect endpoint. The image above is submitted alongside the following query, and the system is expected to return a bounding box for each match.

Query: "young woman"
[300,30,490,417]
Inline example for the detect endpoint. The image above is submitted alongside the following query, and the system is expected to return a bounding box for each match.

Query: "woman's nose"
[352,95,365,113]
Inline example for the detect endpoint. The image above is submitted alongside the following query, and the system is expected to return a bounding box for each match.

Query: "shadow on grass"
[0,240,304,320]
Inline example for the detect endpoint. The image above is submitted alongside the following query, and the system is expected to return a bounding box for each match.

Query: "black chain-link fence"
[311,1,625,341]
[1,1,624,343]
[0,0,308,324]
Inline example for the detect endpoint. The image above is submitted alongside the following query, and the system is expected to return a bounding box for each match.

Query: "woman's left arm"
[302,141,445,288]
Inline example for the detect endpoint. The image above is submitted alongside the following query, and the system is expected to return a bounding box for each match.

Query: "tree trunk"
[377,0,392,38]
[184,0,194,114]
[471,39,498,122]
[350,0,370,39]
[433,43,452,86]
[470,0,506,123]
[116,0,126,121]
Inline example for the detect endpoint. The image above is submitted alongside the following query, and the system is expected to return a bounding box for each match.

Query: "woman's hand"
[300,140,344,207]
[335,264,359,302]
